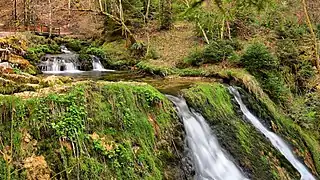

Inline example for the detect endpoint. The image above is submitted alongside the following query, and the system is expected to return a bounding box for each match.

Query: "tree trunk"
[99,0,103,12]
[145,0,151,23]
[302,0,320,73]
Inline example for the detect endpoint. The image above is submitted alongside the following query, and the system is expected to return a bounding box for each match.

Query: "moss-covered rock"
[182,83,300,180]
[0,81,185,180]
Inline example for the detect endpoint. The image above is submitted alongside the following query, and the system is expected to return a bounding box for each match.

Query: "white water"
[228,87,316,180]
[92,56,114,72]
[167,95,248,180]
[40,46,116,74]
[61,45,72,54]
[41,58,82,74]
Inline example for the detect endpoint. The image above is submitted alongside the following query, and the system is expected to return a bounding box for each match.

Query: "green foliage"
[130,42,147,58]
[159,0,173,30]
[0,82,182,180]
[25,44,60,63]
[184,39,240,66]
[85,47,107,59]
[78,53,93,71]
[66,39,85,52]
[241,43,278,71]
[276,39,315,94]
[50,88,86,140]
[182,83,300,179]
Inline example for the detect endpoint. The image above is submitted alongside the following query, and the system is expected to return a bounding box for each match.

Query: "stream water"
[167,95,248,180]
[229,87,316,180]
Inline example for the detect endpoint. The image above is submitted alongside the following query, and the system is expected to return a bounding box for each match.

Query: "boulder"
[0,62,13,74]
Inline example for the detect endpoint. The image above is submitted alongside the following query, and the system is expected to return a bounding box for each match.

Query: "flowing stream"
[167,95,248,180]
[228,87,316,180]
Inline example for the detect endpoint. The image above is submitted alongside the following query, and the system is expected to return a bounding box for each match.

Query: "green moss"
[0,81,183,180]
[182,83,300,179]
[240,84,320,176]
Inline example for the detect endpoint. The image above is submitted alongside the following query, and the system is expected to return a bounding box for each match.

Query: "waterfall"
[38,47,114,73]
[92,56,113,71]
[228,87,316,180]
[167,95,248,180]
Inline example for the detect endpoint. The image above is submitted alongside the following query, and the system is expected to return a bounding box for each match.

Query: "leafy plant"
[241,43,278,71]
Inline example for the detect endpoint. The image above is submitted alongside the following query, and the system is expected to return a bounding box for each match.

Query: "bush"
[85,47,107,59]
[184,49,204,66]
[66,39,84,52]
[241,43,278,71]
[276,39,315,93]
[259,71,291,105]
[130,42,147,58]
[203,40,235,63]
[184,39,239,66]
[25,44,60,63]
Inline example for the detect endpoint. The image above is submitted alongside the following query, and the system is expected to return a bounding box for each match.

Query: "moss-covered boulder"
[0,81,185,180]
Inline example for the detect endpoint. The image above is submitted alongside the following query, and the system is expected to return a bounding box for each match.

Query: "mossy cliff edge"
[0,81,186,180]
[182,83,319,180]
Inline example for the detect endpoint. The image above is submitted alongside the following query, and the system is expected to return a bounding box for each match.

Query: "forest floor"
[142,21,204,68]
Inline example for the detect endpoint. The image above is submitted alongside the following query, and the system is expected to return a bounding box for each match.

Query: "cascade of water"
[92,56,108,71]
[51,58,59,71]
[167,95,248,180]
[61,45,72,54]
[228,87,316,180]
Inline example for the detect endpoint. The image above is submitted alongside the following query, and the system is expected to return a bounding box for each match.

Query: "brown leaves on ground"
[23,155,51,180]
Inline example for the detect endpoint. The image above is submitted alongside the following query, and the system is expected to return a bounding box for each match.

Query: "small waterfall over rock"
[38,47,112,73]
[167,95,248,180]
[92,55,113,71]
[228,87,316,180]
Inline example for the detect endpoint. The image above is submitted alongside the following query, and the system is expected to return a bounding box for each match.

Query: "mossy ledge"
[0,81,186,180]
[182,83,302,180]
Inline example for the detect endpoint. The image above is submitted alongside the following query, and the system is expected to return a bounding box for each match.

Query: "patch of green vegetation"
[25,44,60,63]
[184,39,241,66]
[0,81,184,179]
[182,83,299,179]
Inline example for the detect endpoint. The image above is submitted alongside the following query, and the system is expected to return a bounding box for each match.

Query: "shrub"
[317,24,320,39]
[202,40,235,63]
[130,42,147,58]
[25,44,60,63]
[259,71,291,105]
[66,39,84,52]
[184,49,205,66]
[184,39,239,66]
[85,47,107,59]
[276,39,315,93]
[241,43,278,71]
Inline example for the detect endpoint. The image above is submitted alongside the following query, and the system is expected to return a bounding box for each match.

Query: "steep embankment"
[0,81,186,180]
[182,83,319,179]
[182,83,301,180]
